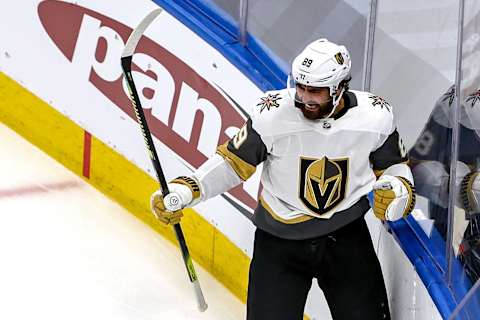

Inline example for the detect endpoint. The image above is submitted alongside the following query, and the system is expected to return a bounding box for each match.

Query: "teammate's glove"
[373,175,416,221]
[150,176,201,225]
[411,160,470,209]
[461,172,480,215]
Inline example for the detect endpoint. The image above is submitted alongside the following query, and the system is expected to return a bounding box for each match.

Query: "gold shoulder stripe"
[216,143,256,181]
[259,196,313,224]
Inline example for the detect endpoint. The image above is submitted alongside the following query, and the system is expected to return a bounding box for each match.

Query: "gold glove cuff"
[461,172,479,214]
[170,176,201,201]
[396,176,416,217]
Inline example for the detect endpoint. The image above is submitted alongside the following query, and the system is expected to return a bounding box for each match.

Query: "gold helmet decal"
[299,156,348,215]
[334,52,344,65]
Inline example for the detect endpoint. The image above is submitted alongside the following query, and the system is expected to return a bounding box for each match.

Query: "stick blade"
[193,280,208,312]
[121,8,163,58]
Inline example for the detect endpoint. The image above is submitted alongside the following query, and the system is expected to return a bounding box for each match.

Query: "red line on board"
[83,131,92,179]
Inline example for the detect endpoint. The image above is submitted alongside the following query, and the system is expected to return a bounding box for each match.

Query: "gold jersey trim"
[259,196,314,224]
[216,143,256,181]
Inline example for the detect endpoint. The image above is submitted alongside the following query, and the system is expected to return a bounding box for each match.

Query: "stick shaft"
[121,53,207,311]
[121,56,169,195]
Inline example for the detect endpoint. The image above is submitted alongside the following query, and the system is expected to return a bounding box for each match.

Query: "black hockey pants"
[246,216,391,320]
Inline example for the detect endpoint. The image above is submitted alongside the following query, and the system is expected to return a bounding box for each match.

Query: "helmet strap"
[324,86,346,119]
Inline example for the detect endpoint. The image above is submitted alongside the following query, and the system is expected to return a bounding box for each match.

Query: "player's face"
[295,84,333,119]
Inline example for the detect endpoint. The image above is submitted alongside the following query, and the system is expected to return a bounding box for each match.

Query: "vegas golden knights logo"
[334,52,344,65]
[299,156,348,215]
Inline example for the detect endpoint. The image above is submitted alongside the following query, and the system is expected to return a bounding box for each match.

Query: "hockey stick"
[120,8,207,312]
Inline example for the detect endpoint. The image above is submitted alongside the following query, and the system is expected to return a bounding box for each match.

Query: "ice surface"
[0,123,244,320]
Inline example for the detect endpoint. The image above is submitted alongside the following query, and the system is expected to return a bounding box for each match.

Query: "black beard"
[294,100,334,120]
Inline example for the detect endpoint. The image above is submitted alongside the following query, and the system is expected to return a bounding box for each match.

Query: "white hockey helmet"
[288,39,352,113]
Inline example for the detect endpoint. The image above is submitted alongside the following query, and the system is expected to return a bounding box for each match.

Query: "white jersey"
[200,88,408,239]
[252,88,396,220]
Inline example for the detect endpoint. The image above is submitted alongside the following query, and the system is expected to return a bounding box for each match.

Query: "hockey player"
[409,85,480,284]
[151,39,415,319]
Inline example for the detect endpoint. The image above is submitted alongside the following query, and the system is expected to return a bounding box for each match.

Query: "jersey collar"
[333,91,358,120]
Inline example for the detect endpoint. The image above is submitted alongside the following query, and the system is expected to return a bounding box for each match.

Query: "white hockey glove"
[461,172,480,215]
[150,176,201,225]
[373,175,416,221]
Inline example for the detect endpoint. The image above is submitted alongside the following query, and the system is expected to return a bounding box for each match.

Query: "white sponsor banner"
[0,0,265,256]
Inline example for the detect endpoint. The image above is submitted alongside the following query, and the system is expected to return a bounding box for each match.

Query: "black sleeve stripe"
[227,118,268,166]
[215,118,268,181]
[370,130,408,170]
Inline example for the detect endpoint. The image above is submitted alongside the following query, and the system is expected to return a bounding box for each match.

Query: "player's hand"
[461,172,480,215]
[150,176,201,225]
[373,175,416,221]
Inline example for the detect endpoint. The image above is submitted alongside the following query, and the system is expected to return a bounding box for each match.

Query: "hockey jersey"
[215,88,408,239]
[410,85,480,166]
[409,86,480,238]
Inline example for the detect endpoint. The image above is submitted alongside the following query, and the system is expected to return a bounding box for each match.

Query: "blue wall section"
[152,1,480,318]
[390,216,480,319]
[152,0,288,91]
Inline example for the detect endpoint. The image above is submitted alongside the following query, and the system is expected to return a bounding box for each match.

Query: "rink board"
[0,0,283,311]
[0,71,252,303]
[0,0,260,303]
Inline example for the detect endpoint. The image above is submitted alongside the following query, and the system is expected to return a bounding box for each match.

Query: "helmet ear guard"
[338,75,351,92]
[330,75,352,109]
